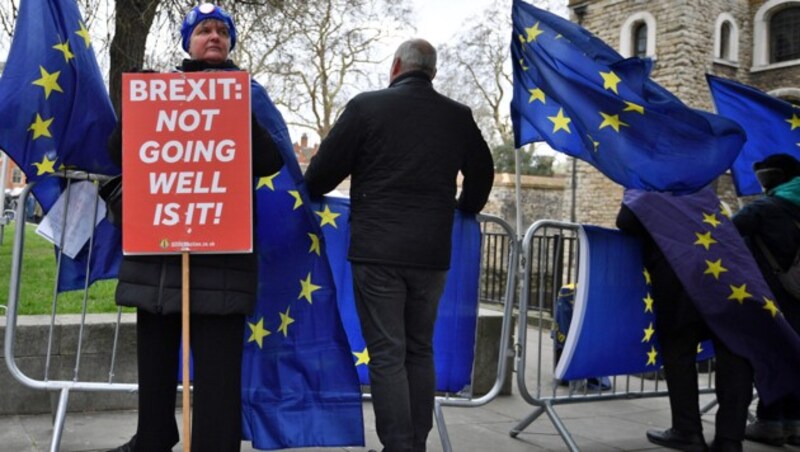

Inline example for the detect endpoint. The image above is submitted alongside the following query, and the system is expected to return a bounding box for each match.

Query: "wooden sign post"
[122,71,253,451]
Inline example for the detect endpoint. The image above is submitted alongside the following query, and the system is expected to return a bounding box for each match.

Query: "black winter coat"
[304,71,494,269]
[108,59,283,315]
[733,194,800,329]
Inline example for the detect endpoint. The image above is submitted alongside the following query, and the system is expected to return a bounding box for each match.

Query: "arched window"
[714,14,739,63]
[633,23,648,58]
[770,7,800,62]
[753,0,800,68]
[620,12,657,59]
[720,23,731,59]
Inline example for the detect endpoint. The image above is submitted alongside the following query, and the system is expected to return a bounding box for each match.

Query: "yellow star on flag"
[75,22,91,48]
[528,88,545,104]
[352,348,370,366]
[787,113,800,130]
[32,66,64,99]
[599,71,621,94]
[643,293,654,313]
[697,342,704,354]
[694,231,717,251]
[728,284,752,304]
[598,112,629,132]
[247,318,270,348]
[519,58,528,71]
[704,259,728,280]
[28,114,54,140]
[762,297,780,318]
[32,155,57,175]
[288,190,303,210]
[548,108,572,134]
[702,212,721,228]
[642,322,655,343]
[277,306,295,337]
[256,171,279,190]
[308,233,321,256]
[623,101,644,114]
[646,345,658,366]
[643,267,652,285]
[315,204,341,228]
[298,272,321,304]
[526,22,544,42]
[53,40,74,63]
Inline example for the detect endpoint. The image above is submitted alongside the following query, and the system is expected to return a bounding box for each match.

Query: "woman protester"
[107,4,283,451]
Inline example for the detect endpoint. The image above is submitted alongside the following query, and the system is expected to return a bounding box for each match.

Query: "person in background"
[106,4,283,451]
[617,200,752,452]
[732,153,800,447]
[304,38,494,452]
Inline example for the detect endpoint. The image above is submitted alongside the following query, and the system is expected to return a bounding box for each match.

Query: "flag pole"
[182,252,191,452]
[514,147,523,239]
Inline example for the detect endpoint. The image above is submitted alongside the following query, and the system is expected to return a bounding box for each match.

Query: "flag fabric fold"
[317,196,483,393]
[623,188,800,404]
[510,0,745,194]
[241,84,364,450]
[707,74,800,196]
[0,0,121,291]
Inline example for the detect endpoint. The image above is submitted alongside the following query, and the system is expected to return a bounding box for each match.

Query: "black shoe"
[744,419,786,447]
[107,434,136,452]
[709,439,743,452]
[646,428,708,452]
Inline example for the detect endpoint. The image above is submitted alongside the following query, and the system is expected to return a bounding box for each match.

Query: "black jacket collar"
[179,59,239,72]
[389,70,433,88]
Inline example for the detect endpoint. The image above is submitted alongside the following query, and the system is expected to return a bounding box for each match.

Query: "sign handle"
[182,251,191,452]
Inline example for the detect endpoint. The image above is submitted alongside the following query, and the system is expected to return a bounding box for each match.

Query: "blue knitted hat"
[180,3,237,53]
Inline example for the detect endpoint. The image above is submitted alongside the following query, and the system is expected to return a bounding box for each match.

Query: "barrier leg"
[543,401,580,452]
[49,388,70,452]
[509,406,544,437]
[434,399,452,452]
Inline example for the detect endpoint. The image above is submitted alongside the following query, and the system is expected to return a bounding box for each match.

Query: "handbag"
[98,175,122,226]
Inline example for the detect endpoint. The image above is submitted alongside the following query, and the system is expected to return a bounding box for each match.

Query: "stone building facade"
[562,0,800,227]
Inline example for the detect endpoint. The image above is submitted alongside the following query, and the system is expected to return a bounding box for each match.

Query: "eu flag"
[510,0,745,194]
[317,196,482,392]
[623,188,800,404]
[0,0,121,291]
[555,226,715,381]
[241,84,364,450]
[707,74,800,196]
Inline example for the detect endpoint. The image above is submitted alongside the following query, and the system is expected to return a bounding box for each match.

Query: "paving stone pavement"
[0,324,790,451]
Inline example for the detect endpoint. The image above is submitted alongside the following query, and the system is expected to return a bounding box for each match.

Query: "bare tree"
[261,0,412,139]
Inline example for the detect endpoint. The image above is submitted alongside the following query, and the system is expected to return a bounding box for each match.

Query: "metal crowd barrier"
[511,220,717,451]
[433,213,519,452]
[5,174,520,452]
[4,172,136,452]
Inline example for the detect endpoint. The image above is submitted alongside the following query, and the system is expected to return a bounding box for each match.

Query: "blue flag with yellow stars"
[241,84,364,450]
[554,226,714,381]
[708,74,800,196]
[510,0,745,194]
[314,196,482,391]
[0,0,121,291]
[623,188,800,404]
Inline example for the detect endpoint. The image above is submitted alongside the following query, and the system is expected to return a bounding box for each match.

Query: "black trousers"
[352,263,448,452]
[134,310,245,452]
[660,322,753,442]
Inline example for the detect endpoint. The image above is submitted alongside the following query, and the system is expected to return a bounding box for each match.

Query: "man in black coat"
[733,153,800,447]
[617,201,752,452]
[304,38,494,452]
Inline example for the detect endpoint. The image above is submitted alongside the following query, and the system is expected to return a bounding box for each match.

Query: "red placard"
[121,72,252,255]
